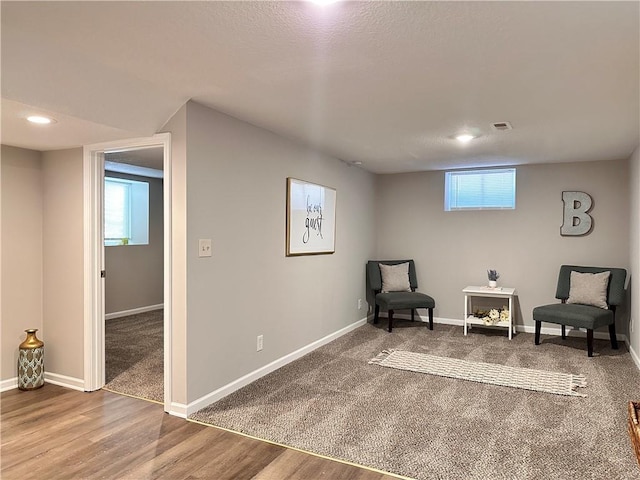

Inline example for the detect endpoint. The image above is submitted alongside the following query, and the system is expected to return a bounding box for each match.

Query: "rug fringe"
[572,374,587,390]
[368,349,394,365]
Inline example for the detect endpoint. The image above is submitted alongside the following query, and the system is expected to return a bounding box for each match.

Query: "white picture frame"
[286,177,336,256]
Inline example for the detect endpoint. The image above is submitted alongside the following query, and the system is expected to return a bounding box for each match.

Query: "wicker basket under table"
[629,401,640,466]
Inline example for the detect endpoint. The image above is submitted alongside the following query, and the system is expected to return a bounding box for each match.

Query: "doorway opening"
[83,133,172,412]
[103,146,164,402]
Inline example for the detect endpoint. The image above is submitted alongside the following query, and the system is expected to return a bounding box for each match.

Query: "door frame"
[83,133,172,413]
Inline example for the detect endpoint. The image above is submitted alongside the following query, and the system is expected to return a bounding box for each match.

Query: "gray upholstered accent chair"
[533,265,626,357]
[366,260,435,333]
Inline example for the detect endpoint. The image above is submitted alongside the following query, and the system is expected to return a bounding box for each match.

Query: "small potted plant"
[487,269,500,288]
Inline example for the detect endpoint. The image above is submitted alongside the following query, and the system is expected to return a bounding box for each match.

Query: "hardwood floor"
[1,385,401,480]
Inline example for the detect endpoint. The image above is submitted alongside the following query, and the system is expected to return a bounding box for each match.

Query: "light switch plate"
[198,239,212,257]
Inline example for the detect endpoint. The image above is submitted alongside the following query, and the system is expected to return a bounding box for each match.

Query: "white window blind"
[104,177,149,246]
[104,179,131,241]
[445,168,516,211]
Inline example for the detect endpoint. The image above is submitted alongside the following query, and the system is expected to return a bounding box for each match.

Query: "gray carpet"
[104,310,163,403]
[190,322,640,480]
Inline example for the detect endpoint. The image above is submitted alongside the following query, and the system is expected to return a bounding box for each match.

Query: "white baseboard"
[169,402,188,418]
[376,312,627,341]
[515,323,626,342]
[435,317,465,326]
[0,372,84,392]
[45,372,85,391]
[628,341,640,371]
[0,377,18,392]
[379,313,463,327]
[105,304,163,320]
[184,317,368,417]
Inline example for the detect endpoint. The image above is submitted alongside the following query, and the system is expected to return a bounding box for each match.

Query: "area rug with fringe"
[369,349,587,397]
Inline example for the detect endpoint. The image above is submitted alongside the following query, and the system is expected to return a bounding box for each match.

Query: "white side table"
[463,286,517,339]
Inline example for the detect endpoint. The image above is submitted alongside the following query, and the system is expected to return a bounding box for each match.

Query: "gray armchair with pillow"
[366,260,435,333]
[533,265,626,357]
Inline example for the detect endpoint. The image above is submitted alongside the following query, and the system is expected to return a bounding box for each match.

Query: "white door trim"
[83,149,104,391]
[83,133,172,413]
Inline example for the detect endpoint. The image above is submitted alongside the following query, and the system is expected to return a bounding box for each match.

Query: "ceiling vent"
[491,121,513,131]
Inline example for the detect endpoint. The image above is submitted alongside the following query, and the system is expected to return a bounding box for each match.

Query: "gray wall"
[182,101,377,402]
[104,171,164,315]
[375,159,630,333]
[42,148,85,380]
[1,145,43,381]
[1,146,85,383]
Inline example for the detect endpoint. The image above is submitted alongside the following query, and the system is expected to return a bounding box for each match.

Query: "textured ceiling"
[1,1,638,173]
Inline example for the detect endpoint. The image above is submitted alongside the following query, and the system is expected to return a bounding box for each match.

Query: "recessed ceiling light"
[27,115,56,125]
[455,134,475,143]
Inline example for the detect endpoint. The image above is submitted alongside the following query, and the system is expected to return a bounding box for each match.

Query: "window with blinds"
[104,177,149,246]
[444,168,516,211]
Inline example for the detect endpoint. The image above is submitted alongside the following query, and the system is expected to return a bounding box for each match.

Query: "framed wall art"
[286,177,336,256]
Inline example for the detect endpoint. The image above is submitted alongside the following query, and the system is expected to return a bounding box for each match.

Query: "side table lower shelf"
[463,286,517,339]
[464,316,516,337]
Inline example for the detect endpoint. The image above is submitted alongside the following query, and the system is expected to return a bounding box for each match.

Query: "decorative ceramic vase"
[489,280,497,288]
[18,329,44,390]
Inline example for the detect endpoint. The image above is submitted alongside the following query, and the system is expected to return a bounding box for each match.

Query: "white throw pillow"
[567,270,610,309]
[379,263,411,293]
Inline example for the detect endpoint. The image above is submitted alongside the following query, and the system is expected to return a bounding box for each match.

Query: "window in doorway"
[104,177,149,246]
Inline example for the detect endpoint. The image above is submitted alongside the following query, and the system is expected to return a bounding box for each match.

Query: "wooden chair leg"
[609,323,619,350]
[561,325,566,339]
[374,305,380,324]
[587,329,594,357]
[428,308,433,330]
[534,320,541,345]
[388,310,394,333]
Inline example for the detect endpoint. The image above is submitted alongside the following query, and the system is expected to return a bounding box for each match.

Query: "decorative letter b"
[561,191,593,236]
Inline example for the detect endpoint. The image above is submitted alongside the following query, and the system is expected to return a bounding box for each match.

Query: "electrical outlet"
[257,335,263,351]
[358,298,362,310]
